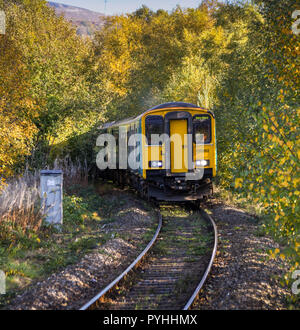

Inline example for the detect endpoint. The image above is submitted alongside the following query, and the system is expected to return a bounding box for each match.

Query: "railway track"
[80,204,217,310]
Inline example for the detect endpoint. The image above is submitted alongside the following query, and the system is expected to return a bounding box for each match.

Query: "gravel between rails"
[4,190,157,310]
[191,199,291,310]
[95,206,214,310]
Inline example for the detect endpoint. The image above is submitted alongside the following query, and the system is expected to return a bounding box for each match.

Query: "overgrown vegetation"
[0,0,299,305]
[0,0,104,180]
[0,172,42,243]
[0,183,123,308]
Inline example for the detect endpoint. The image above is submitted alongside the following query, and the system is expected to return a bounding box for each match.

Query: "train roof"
[100,102,211,129]
[148,102,203,110]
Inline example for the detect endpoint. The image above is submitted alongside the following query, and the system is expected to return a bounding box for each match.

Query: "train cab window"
[193,115,211,144]
[146,116,164,145]
[145,116,164,145]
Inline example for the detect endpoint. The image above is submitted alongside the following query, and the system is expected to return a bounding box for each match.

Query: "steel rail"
[80,212,162,310]
[183,209,218,310]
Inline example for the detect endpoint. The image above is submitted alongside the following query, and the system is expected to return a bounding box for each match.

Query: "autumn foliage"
[0,0,299,300]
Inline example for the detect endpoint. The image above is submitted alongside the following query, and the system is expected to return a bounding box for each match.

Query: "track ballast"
[80,202,217,310]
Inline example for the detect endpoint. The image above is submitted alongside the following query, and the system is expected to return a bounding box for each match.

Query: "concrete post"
[0,270,5,295]
[40,170,63,226]
[0,11,5,35]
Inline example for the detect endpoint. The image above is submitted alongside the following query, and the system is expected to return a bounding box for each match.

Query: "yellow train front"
[99,102,217,202]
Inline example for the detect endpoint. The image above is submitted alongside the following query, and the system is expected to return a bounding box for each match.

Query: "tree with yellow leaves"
[0,7,37,184]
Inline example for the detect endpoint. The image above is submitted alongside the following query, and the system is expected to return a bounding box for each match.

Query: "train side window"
[145,116,164,145]
[193,115,211,144]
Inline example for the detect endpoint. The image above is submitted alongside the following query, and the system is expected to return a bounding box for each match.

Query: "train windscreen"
[193,115,211,144]
[145,116,164,145]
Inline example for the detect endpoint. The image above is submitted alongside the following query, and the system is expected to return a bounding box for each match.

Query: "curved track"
[80,211,162,310]
[80,205,217,310]
[183,209,217,309]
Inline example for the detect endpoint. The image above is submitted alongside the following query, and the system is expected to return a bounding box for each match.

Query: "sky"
[49,0,203,15]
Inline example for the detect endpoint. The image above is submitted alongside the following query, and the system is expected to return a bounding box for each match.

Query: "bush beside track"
[1,183,157,310]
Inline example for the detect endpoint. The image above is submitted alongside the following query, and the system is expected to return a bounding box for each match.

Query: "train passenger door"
[170,119,188,173]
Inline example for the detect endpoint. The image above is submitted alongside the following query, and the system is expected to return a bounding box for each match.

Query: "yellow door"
[170,119,188,173]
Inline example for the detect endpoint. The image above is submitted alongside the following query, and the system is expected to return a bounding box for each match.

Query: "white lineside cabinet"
[40,170,63,226]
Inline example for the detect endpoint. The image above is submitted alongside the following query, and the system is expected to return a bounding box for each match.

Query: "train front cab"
[142,107,216,201]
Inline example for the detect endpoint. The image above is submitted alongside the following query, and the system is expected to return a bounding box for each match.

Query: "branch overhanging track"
[80,203,217,310]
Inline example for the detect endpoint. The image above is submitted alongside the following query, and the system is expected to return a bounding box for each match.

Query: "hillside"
[47,1,106,36]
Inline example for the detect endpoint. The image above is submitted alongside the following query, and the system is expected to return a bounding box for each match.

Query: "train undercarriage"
[98,168,213,202]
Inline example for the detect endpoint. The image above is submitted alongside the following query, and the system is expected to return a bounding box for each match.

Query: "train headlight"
[196,160,210,167]
[149,161,163,168]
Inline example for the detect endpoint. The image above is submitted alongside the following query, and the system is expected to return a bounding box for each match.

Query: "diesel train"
[97,102,217,202]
